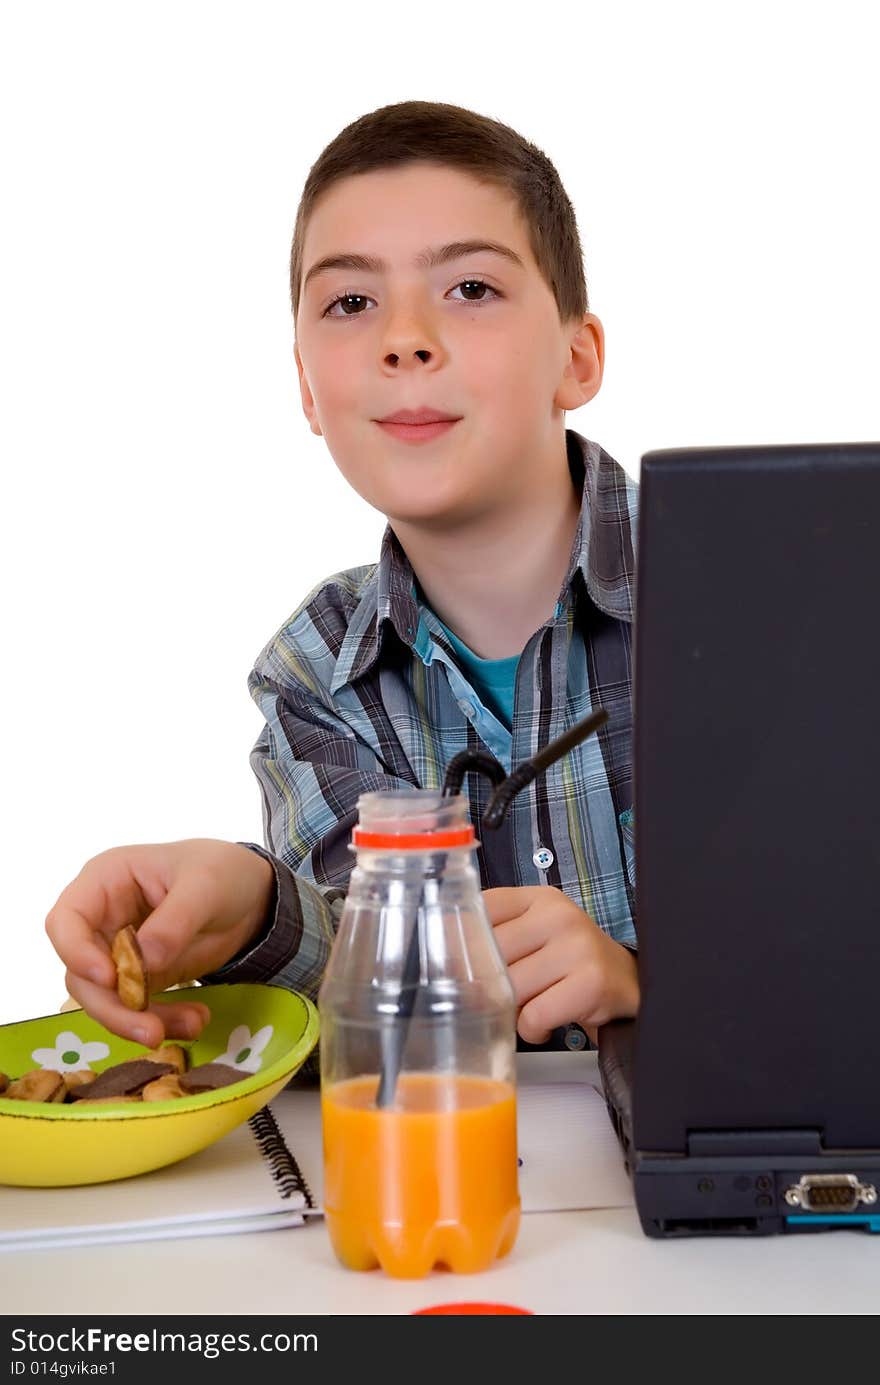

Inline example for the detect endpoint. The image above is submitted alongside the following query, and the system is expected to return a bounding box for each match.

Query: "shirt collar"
[330,428,636,693]
[563,429,637,623]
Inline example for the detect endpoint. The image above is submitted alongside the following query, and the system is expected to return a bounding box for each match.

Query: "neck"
[392,434,582,660]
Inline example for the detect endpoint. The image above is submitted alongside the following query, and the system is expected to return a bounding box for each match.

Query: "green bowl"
[0,983,319,1186]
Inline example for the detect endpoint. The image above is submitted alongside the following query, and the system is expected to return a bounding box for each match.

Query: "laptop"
[598,442,880,1237]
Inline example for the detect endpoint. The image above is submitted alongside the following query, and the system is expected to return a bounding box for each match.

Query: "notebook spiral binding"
[249,1106,315,1209]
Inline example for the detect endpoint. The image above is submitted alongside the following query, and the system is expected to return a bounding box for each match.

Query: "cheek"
[459,325,552,409]
[307,341,360,413]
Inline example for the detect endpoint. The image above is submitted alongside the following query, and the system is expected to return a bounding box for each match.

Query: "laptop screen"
[631,444,880,1153]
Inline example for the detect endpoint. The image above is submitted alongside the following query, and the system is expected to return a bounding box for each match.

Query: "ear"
[554,313,605,411]
[294,340,323,436]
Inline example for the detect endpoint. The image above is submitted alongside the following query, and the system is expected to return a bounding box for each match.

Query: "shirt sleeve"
[199,665,418,1004]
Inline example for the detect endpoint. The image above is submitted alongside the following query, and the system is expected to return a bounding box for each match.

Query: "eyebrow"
[302,240,526,295]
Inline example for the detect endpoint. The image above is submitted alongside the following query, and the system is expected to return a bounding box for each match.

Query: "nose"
[385,347,432,367]
[379,296,444,370]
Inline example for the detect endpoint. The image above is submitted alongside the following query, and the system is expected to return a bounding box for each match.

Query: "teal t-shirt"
[434,616,519,730]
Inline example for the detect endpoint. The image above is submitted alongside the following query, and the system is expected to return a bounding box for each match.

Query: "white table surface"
[3,1053,879,1316]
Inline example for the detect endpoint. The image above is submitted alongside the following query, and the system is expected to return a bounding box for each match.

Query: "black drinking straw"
[375,707,610,1109]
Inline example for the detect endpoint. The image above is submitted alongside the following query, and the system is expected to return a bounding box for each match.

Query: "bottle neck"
[352,845,477,875]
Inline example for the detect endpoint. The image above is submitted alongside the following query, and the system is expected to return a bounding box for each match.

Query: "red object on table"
[413,1302,533,1315]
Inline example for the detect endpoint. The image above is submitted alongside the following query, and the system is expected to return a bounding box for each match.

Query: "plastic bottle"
[318,788,520,1278]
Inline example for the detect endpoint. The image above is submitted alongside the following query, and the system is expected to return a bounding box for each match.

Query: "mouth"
[375,410,462,444]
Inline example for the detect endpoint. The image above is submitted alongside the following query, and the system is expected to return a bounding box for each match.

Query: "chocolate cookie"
[67,1059,175,1102]
[179,1063,244,1093]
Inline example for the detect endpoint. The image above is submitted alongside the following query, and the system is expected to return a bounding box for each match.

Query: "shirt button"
[457,698,475,718]
[564,1024,588,1051]
[533,846,554,870]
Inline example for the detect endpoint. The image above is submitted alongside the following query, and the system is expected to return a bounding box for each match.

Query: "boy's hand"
[483,885,639,1044]
[45,840,275,1047]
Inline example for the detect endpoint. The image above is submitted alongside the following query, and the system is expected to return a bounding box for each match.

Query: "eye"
[448,279,500,304]
[321,279,501,318]
[323,293,373,318]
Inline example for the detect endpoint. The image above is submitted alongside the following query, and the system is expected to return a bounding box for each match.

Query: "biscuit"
[6,1070,67,1103]
[2,1050,249,1108]
[111,925,149,1011]
[62,1070,97,1094]
[142,1044,188,1074]
[141,1073,188,1101]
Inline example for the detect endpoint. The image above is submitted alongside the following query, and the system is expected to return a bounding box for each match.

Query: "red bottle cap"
[352,826,476,850]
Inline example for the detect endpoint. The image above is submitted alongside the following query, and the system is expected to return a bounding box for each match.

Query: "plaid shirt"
[206,428,638,1042]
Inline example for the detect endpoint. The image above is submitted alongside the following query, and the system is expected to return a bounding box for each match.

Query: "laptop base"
[629,1152,880,1239]
[599,1019,880,1238]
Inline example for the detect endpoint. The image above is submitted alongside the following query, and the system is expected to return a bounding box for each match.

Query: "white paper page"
[2,1209,305,1254]
[0,1113,305,1250]
[515,1078,633,1212]
[514,1050,633,1211]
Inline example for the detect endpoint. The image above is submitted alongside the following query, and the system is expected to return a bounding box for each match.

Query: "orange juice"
[322,1071,520,1278]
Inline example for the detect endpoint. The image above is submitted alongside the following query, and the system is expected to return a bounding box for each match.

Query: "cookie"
[5,1070,67,1103]
[62,1070,97,1095]
[179,1063,243,1093]
[142,1044,188,1074]
[67,1059,175,1102]
[141,1073,188,1101]
[111,925,149,1011]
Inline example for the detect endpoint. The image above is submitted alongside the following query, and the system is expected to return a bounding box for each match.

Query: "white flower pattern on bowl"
[31,1031,111,1073]
[213,1024,273,1073]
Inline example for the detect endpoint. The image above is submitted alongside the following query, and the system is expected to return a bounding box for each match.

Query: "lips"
[378,408,461,425]
[375,408,462,445]
[376,417,461,444]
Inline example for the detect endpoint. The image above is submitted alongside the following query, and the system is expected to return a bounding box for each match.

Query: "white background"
[2,0,877,1023]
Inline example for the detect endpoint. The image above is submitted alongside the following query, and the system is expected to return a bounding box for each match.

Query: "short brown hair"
[289,100,589,329]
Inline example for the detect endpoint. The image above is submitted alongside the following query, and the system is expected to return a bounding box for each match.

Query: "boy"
[46,100,639,1054]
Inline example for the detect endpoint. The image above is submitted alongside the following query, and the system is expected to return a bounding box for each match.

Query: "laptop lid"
[631,443,880,1155]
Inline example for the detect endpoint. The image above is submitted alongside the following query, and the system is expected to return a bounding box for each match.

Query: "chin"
[385,496,478,530]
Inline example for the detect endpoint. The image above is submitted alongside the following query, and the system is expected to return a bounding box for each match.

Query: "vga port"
[784,1174,878,1213]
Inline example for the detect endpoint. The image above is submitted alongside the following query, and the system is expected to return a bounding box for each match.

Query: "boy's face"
[294,162,603,529]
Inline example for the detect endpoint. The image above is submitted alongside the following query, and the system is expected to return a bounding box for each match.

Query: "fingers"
[514,940,639,1043]
[507,947,570,1010]
[491,891,611,984]
[64,971,162,1046]
[481,887,542,926]
[492,910,556,965]
[49,853,217,988]
[132,873,217,977]
[150,999,213,1041]
[517,973,598,1046]
[46,847,170,984]
[64,970,212,1047]
[46,878,124,989]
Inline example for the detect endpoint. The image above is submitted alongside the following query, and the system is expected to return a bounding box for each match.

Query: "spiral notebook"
[0,1103,319,1253]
